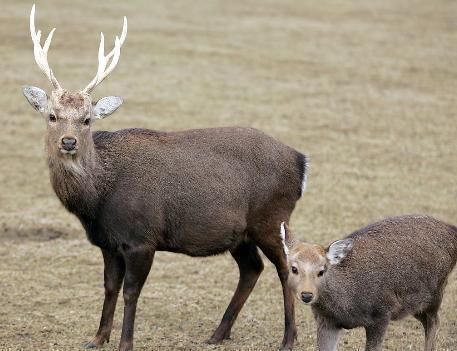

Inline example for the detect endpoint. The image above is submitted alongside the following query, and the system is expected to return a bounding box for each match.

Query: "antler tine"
[29,4,61,90]
[97,32,106,79]
[82,17,127,94]
[106,17,127,61]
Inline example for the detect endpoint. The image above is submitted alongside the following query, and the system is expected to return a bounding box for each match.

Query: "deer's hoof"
[206,331,231,344]
[206,336,220,345]
[83,341,98,349]
[279,340,295,351]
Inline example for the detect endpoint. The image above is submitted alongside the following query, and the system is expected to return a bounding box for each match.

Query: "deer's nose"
[301,292,313,303]
[61,136,77,150]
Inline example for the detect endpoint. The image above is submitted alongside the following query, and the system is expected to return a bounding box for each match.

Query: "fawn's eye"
[49,113,56,122]
[291,266,298,274]
[84,117,90,126]
[317,267,326,277]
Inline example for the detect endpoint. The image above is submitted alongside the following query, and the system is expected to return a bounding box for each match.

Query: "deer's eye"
[49,113,56,122]
[83,117,90,126]
[291,266,298,274]
[317,267,327,277]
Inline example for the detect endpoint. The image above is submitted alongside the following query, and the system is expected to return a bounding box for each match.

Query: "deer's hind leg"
[364,322,388,351]
[208,240,264,344]
[252,220,297,350]
[415,310,440,351]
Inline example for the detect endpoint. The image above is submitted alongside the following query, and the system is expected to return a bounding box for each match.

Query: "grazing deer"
[284,215,457,351]
[22,5,308,351]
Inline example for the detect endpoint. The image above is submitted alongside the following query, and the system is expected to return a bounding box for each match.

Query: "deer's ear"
[93,96,123,119]
[326,239,353,265]
[22,86,48,113]
[280,222,292,257]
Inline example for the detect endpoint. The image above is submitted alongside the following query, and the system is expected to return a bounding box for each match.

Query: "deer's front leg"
[118,246,154,351]
[316,316,342,351]
[85,250,125,349]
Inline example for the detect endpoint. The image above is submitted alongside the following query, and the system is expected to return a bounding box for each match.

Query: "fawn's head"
[22,5,126,159]
[283,224,353,305]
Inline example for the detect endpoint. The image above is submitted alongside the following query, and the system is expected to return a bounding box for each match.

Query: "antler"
[29,4,61,90]
[82,16,128,94]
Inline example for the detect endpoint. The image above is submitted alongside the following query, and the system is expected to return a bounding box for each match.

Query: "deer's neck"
[47,140,103,218]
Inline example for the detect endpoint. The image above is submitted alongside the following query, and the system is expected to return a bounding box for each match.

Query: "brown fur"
[28,89,307,351]
[287,215,457,351]
[58,90,87,108]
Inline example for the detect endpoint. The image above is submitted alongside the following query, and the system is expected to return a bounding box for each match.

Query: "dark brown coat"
[24,86,306,351]
[51,127,306,255]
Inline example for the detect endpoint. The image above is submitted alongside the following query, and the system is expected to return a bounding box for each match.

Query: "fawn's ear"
[326,238,353,265]
[280,222,293,257]
[93,96,123,119]
[23,86,48,113]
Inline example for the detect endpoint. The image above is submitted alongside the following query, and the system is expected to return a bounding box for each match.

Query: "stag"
[22,5,308,351]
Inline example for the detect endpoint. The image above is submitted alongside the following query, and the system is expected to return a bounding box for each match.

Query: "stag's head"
[22,4,127,158]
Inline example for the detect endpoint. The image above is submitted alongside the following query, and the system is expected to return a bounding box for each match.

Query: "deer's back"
[315,215,457,328]
[88,127,306,253]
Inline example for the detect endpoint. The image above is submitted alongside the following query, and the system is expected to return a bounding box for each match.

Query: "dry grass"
[1,0,456,350]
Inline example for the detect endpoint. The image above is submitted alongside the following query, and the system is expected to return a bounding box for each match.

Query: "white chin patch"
[60,149,76,155]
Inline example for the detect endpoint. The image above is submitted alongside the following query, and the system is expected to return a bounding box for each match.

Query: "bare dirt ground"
[1,0,456,350]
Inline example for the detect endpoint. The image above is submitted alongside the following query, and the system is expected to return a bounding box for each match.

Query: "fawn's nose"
[61,136,77,151]
[301,292,313,303]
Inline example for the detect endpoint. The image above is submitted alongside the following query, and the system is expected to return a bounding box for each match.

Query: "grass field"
[1,0,456,350]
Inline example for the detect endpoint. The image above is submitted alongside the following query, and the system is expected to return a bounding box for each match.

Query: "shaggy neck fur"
[47,137,101,218]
